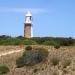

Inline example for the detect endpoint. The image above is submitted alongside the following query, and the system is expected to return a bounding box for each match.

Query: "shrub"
[54,45,60,49]
[16,47,49,67]
[51,56,60,66]
[16,57,25,68]
[43,41,52,45]
[43,41,60,46]
[33,68,38,73]
[0,66,10,74]
[24,48,48,66]
[62,59,71,68]
[60,38,74,46]
[34,48,49,62]
[0,38,22,45]
[31,38,46,44]
[25,46,32,51]
[23,39,37,45]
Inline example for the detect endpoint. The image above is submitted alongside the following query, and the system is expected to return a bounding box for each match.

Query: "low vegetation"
[62,59,71,68]
[25,45,32,51]
[0,66,10,74]
[0,46,75,75]
[0,35,75,46]
[51,56,60,66]
[16,46,49,67]
[54,45,60,49]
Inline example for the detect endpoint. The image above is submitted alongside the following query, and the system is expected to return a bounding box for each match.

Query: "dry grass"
[0,46,75,75]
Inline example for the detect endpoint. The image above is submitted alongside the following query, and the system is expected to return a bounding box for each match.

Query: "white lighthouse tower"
[24,11,33,38]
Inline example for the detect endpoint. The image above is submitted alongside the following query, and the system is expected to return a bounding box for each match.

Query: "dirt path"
[0,49,23,57]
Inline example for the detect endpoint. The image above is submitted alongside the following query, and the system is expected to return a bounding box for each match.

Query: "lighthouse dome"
[26,11,32,17]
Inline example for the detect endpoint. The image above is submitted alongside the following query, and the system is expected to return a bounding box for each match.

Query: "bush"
[0,66,10,74]
[24,48,48,66]
[51,56,60,66]
[54,45,60,49]
[25,46,32,51]
[0,38,22,45]
[43,41,51,45]
[33,68,38,73]
[60,38,74,46]
[43,41,60,46]
[16,57,25,68]
[23,39,37,45]
[16,47,49,67]
[62,59,71,68]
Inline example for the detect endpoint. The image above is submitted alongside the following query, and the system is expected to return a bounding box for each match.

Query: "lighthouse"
[24,11,33,38]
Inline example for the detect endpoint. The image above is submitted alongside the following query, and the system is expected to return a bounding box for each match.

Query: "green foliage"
[43,41,60,46]
[43,41,53,45]
[58,37,74,46]
[62,59,71,68]
[16,57,25,68]
[0,36,75,46]
[0,66,10,74]
[23,39,37,45]
[23,48,48,66]
[25,46,32,51]
[31,37,47,44]
[16,47,49,67]
[0,38,22,45]
[51,56,60,66]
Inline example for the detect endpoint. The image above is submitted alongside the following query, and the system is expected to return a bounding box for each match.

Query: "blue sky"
[0,0,75,38]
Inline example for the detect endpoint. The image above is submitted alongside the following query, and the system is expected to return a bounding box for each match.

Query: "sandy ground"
[0,49,23,57]
[0,46,75,75]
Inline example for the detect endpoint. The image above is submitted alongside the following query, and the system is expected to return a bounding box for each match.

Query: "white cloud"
[0,7,48,14]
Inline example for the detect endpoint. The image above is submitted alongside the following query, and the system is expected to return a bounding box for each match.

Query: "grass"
[62,59,71,68]
[0,66,10,74]
[0,45,75,75]
[51,56,60,66]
